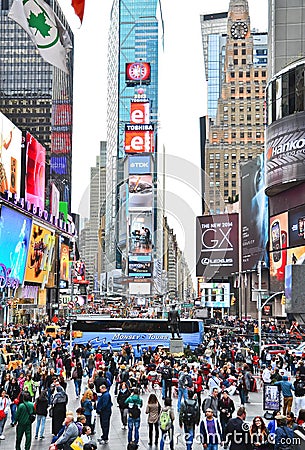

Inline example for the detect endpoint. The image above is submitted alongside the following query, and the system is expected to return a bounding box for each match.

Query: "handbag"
[0,410,5,421]
[24,402,36,423]
[70,436,84,450]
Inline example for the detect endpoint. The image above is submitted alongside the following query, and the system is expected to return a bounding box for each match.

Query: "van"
[44,325,61,338]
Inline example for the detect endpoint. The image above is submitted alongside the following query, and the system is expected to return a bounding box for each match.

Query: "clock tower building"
[204,0,267,214]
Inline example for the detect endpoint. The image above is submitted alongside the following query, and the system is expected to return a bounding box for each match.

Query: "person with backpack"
[294,373,305,413]
[145,393,161,446]
[202,387,220,418]
[160,397,175,450]
[161,360,173,400]
[125,387,143,446]
[178,365,192,412]
[15,391,35,450]
[179,390,200,450]
[200,407,223,450]
[274,415,294,450]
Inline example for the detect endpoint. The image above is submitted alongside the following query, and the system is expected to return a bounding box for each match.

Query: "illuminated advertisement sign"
[269,212,288,291]
[199,282,230,308]
[52,103,72,127]
[125,62,151,85]
[118,183,127,245]
[196,213,239,279]
[128,155,152,175]
[73,260,89,285]
[51,132,72,154]
[265,112,305,195]
[50,156,68,175]
[129,212,152,255]
[50,183,60,218]
[128,175,152,211]
[60,243,70,281]
[124,124,154,154]
[24,223,55,286]
[288,204,305,248]
[241,155,268,270]
[128,255,152,277]
[25,132,46,210]
[0,205,32,283]
[130,100,150,124]
[0,112,22,196]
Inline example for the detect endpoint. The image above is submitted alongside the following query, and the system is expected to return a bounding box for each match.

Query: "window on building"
[232,163,236,169]
[254,71,259,77]
[231,72,235,78]
[239,87,244,94]
[234,49,238,55]
[239,71,243,77]
[209,163,214,168]
[262,71,266,77]
[248,154,253,159]
[224,190,229,197]
[242,43,246,47]
[234,59,238,65]
[215,153,220,159]
[209,154,214,159]
[231,88,235,94]
[247,114,251,121]
[232,190,236,196]
[242,59,246,64]
[232,172,236,178]
[246,71,250,77]
[240,154,245,159]
[232,181,236,187]
[232,132,236,138]
[224,154,229,160]
[248,131,252,138]
[240,132,244,138]
[242,49,246,55]
[232,154,236,160]
[224,163,229,169]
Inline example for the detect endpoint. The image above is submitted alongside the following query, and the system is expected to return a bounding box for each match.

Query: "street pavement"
[0,375,269,450]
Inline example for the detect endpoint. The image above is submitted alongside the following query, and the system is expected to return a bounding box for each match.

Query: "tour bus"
[71,315,203,350]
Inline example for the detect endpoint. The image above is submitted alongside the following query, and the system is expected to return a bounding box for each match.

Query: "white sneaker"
[0,435,5,440]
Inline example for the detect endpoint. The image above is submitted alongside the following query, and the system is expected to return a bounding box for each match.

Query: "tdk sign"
[128,155,151,174]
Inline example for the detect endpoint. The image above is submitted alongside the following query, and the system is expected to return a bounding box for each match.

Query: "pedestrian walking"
[200,407,223,450]
[50,382,68,436]
[225,406,252,450]
[145,393,161,446]
[96,384,113,444]
[34,389,48,440]
[0,390,10,439]
[7,377,20,426]
[72,361,83,399]
[294,374,305,413]
[117,382,130,430]
[125,387,143,445]
[177,366,190,412]
[160,397,175,450]
[218,390,235,437]
[179,390,200,450]
[15,392,35,450]
[202,387,220,418]
[274,415,294,450]
[274,375,295,415]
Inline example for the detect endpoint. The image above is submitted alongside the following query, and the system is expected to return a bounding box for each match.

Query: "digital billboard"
[0,205,32,283]
[24,132,46,210]
[288,204,305,248]
[265,112,305,195]
[269,212,288,291]
[199,282,230,308]
[52,103,72,127]
[24,223,55,285]
[118,183,127,245]
[241,155,268,270]
[60,243,70,281]
[0,112,22,196]
[124,124,154,153]
[128,175,152,210]
[50,156,68,175]
[51,132,72,154]
[128,154,152,175]
[129,212,152,254]
[50,183,60,218]
[130,100,150,124]
[196,213,239,279]
[125,62,151,85]
[128,255,152,278]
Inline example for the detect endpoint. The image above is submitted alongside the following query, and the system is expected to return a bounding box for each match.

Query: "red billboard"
[124,124,154,153]
[0,112,22,196]
[52,103,72,127]
[126,62,151,85]
[130,101,150,124]
[196,213,239,279]
[25,132,46,210]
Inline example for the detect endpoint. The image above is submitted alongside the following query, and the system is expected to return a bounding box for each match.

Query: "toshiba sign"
[265,112,305,196]
[124,124,154,153]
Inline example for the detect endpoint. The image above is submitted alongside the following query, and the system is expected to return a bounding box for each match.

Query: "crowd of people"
[0,320,304,449]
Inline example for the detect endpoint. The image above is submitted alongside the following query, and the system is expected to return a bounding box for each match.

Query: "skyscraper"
[105,0,163,278]
[204,0,267,213]
[0,0,73,209]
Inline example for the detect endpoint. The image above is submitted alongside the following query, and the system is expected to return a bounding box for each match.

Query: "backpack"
[181,400,197,426]
[162,367,171,380]
[160,409,172,431]
[184,374,193,388]
[295,380,305,397]
[129,404,141,419]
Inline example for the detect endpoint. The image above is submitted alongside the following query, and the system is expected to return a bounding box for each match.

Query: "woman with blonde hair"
[81,389,94,427]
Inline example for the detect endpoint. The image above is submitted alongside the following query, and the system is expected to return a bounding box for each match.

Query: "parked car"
[261,344,287,355]
[288,342,305,356]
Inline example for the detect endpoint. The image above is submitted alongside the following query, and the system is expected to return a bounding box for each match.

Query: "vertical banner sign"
[130,100,150,124]
[196,213,239,279]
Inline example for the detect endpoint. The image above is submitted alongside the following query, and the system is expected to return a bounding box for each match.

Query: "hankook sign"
[265,112,305,196]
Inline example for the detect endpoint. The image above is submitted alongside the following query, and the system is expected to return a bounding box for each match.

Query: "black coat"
[225,417,252,450]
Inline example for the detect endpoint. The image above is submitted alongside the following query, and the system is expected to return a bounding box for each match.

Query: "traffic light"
[231,295,236,306]
[281,295,286,305]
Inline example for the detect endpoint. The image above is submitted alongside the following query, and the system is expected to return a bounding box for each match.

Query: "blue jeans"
[10,403,17,425]
[177,387,188,412]
[35,415,46,438]
[128,417,140,444]
[74,379,82,397]
[160,427,174,450]
[184,426,194,450]
[207,444,219,450]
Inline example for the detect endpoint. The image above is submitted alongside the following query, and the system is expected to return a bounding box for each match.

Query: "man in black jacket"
[161,360,173,400]
[224,406,252,450]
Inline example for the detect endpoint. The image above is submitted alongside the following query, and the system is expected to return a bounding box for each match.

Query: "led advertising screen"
[265,112,305,195]
[60,243,70,281]
[128,255,152,278]
[125,62,151,85]
[0,112,22,196]
[130,100,150,124]
[52,103,72,127]
[241,155,268,270]
[51,132,72,154]
[25,132,46,210]
[269,212,288,292]
[24,223,55,285]
[129,212,153,255]
[199,282,230,308]
[288,205,305,248]
[128,154,152,175]
[196,213,239,279]
[50,183,60,218]
[0,205,32,283]
[50,156,68,175]
[118,183,128,245]
[128,175,153,211]
[125,124,154,153]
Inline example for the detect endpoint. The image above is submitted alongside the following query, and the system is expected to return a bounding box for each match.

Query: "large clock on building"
[125,62,151,85]
[230,22,248,39]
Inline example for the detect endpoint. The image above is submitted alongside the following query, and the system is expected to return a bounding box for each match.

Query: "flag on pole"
[8,0,72,74]
[71,0,85,23]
